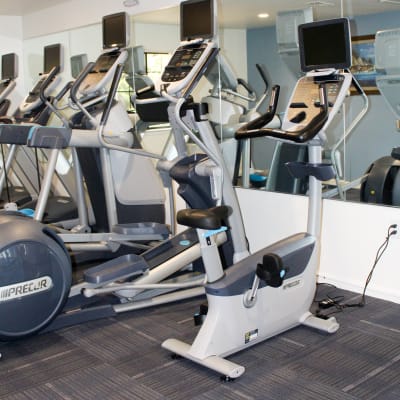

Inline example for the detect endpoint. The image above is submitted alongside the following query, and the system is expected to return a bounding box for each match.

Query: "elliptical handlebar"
[55,81,74,102]
[234,78,256,102]
[236,83,329,144]
[38,66,60,106]
[37,65,72,127]
[255,63,270,92]
[100,63,125,127]
[69,61,96,105]
[253,63,273,113]
[237,78,255,96]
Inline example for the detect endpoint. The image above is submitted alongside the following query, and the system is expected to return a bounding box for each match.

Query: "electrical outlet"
[391,223,400,239]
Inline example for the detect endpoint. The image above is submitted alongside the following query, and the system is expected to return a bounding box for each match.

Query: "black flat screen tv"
[180,0,214,41]
[298,18,351,72]
[44,43,61,74]
[1,53,17,80]
[103,12,129,49]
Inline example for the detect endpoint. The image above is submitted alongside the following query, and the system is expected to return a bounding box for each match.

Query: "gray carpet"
[0,285,399,400]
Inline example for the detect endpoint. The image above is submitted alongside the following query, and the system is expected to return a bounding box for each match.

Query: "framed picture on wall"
[350,34,380,95]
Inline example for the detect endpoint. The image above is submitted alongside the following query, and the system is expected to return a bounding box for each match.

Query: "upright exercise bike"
[162,17,353,379]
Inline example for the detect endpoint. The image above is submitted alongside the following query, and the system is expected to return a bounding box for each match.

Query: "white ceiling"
[133,0,400,28]
[0,0,69,16]
[1,0,400,28]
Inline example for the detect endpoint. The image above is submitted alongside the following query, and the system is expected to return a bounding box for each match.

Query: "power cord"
[353,223,397,307]
[316,224,397,316]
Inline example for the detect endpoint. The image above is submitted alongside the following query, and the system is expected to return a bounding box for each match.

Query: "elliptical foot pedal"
[84,254,148,285]
[112,222,169,239]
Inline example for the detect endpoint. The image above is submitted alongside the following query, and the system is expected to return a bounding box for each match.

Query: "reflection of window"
[145,52,170,82]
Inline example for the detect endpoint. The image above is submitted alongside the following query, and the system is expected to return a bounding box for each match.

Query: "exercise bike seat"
[177,205,232,230]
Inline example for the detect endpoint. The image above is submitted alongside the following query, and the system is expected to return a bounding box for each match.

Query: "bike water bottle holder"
[285,161,335,181]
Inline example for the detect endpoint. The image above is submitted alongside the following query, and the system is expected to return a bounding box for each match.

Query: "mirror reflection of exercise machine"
[360,28,400,205]
[26,12,168,248]
[0,44,79,223]
[0,53,18,117]
[0,6,234,343]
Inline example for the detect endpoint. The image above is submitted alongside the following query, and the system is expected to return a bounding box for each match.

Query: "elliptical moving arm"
[69,62,99,128]
[69,61,96,104]
[99,63,124,127]
[38,66,70,127]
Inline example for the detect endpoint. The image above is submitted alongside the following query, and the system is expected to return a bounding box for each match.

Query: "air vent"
[306,1,335,6]
[379,0,400,4]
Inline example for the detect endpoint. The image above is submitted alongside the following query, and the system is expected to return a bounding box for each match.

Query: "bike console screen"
[298,18,351,72]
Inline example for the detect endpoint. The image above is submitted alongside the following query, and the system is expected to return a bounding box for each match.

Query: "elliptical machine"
[162,17,353,379]
[0,4,248,344]
[0,44,79,220]
[360,28,400,205]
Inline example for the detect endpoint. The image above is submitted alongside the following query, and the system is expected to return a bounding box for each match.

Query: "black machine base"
[360,156,400,206]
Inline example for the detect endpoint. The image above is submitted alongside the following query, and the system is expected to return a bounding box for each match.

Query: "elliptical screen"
[103,12,128,49]
[44,44,61,74]
[180,0,214,41]
[1,53,17,80]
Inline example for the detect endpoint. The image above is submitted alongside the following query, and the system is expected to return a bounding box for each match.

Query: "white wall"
[132,22,179,53]
[237,187,400,304]
[22,0,181,39]
[319,199,400,304]
[219,28,247,80]
[0,16,24,113]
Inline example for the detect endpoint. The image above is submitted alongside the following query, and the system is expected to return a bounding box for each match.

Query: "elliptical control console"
[156,0,217,96]
[79,49,127,96]
[158,41,217,96]
[162,43,209,82]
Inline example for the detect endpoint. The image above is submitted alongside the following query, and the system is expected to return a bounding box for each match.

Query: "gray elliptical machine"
[0,4,246,344]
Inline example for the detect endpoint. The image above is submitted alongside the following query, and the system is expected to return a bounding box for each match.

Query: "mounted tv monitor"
[44,43,62,74]
[70,54,88,79]
[298,18,351,72]
[102,12,130,49]
[1,53,17,80]
[180,0,214,41]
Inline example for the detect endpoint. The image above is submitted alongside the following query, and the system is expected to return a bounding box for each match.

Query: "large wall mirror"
[17,0,400,207]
